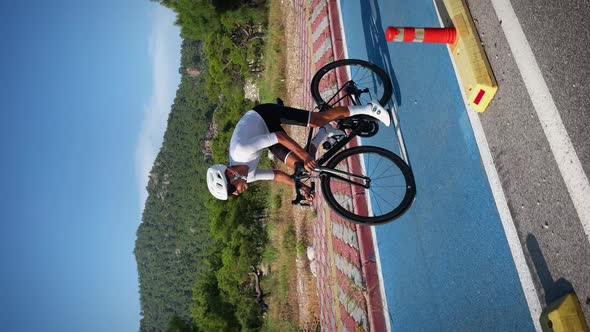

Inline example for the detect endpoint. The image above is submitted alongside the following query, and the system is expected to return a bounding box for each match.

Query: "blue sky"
[0,1,181,331]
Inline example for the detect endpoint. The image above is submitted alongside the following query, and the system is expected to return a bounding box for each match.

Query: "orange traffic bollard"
[385,26,457,44]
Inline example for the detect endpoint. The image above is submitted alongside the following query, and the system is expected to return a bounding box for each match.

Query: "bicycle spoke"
[311,60,392,108]
[321,146,415,223]
[370,156,387,179]
[371,173,404,181]
[311,62,415,224]
[370,184,408,188]
[322,83,346,105]
[370,188,398,209]
[372,191,384,216]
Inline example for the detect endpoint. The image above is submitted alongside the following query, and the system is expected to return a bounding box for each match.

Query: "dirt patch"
[280,0,321,327]
[264,0,321,329]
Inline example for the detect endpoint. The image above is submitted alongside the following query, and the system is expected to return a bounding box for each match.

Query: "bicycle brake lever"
[292,192,313,206]
[291,181,316,206]
[291,162,316,205]
[291,180,302,205]
[291,164,304,205]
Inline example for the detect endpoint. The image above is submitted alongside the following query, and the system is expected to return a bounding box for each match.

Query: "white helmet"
[207,164,229,200]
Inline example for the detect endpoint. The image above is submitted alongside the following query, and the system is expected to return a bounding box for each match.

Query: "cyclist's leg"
[310,124,346,156]
[253,104,287,132]
[284,150,302,170]
[309,103,390,127]
[255,103,346,128]
[268,143,314,199]
[254,104,339,156]
[269,143,295,168]
[254,103,387,158]
[255,102,388,128]
[308,106,348,127]
[262,104,367,156]
[269,142,304,171]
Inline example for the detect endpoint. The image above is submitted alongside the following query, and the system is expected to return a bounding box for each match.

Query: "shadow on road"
[526,234,574,305]
[360,0,402,107]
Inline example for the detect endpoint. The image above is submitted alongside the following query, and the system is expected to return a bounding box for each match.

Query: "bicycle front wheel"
[311,59,392,109]
[320,146,415,225]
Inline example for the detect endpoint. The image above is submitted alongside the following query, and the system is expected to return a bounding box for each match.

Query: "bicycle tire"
[310,59,393,109]
[320,146,415,225]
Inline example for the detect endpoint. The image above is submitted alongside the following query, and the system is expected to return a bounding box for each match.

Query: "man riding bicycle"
[206,101,390,201]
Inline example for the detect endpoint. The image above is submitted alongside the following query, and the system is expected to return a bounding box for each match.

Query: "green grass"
[309,210,317,219]
[296,241,306,258]
[262,319,299,332]
[283,224,296,250]
[278,260,290,304]
[262,245,278,264]
[270,193,282,210]
[258,1,309,330]
[259,0,286,103]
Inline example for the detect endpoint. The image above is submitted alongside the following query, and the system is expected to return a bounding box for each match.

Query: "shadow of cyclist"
[359,0,402,108]
[526,233,574,305]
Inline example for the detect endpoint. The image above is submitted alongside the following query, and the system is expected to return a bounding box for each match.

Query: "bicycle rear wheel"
[311,59,392,109]
[320,146,415,225]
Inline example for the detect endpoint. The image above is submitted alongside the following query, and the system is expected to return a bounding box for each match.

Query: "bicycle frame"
[303,79,363,156]
[297,119,374,190]
[315,166,370,189]
[294,59,416,222]
[315,119,370,167]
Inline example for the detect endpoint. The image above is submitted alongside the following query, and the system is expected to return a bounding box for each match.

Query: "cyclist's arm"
[247,169,299,186]
[272,170,294,186]
[247,169,294,186]
[247,169,275,183]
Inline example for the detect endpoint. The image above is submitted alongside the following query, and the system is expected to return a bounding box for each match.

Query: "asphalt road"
[468,0,590,324]
[341,0,537,329]
[338,0,590,329]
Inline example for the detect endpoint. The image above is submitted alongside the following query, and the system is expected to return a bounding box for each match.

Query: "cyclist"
[206,101,390,200]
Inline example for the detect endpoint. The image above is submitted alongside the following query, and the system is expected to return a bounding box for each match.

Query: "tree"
[166,315,197,332]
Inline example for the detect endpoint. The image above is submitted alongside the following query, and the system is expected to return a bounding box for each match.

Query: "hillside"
[134,39,216,332]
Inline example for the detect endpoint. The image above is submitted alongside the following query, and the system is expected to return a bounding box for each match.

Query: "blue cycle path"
[339,0,535,330]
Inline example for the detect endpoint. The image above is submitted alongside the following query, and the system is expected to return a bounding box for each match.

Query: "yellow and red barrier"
[384,0,499,113]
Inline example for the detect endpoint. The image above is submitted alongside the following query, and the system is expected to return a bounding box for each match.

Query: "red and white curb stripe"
[298,0,387,330]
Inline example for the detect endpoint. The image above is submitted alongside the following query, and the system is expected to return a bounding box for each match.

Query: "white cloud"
[136,5,181,212]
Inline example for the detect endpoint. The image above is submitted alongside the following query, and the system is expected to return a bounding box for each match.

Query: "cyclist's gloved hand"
[303,155,316,172]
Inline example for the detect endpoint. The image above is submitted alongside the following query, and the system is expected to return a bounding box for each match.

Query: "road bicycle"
[291,59,416,225]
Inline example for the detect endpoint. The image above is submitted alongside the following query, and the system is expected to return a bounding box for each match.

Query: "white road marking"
[464,104,544,332]
[492,0,590,245]
[371,226,392,332]
[432,1,543,331]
